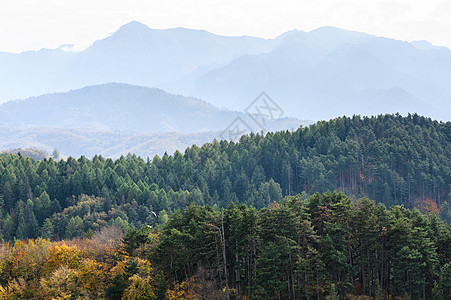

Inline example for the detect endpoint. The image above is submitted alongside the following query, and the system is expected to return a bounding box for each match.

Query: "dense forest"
[0,114,449,241]
[0,113,450,299]
[0,193,450,299]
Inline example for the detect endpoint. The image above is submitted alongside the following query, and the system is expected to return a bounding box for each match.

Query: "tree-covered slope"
[0,114,450,241]
[0,193,450,299]
[155,193,451,299]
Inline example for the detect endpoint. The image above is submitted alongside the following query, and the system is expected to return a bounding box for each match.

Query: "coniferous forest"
[0,114,450,299]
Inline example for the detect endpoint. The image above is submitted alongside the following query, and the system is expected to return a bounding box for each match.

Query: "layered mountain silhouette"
[0,83,303,158]
[0,21,279,102]
[0,83,301,132]
[2,21,450,122]
[188,28,450,120]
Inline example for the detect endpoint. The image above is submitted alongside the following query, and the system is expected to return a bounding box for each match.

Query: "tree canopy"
[0,114,449,241]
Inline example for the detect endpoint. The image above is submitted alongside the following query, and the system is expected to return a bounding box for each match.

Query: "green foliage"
[40,218,54,240]
[125,258,139,277]
[65,216,84,239]
[123,225,152,255]
[0,114,449,298]
[155,192,450,299]
[0,114,449,242]
[327,284,339,300]
[105,274,127,300]
[440,263,451,299]
[155,272,167,300]
[432,281,444,300]
[0,192,449,299]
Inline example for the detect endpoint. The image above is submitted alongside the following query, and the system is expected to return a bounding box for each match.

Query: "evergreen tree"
[65,216,84,239]
[40,218,54,239]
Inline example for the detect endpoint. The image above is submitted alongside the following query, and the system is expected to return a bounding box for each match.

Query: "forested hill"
[0,114,450,241]
[1,193,450,299]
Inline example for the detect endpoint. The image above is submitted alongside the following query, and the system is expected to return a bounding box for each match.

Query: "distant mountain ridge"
[0,83,302,133]
[0,83,305,158]
[187,28,451,121]
[0,125,221,159]
[1,21,449,122]
[0,21,279,102]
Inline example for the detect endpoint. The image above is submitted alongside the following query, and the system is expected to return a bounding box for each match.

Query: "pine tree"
[105,274,127,300]
[65,216,84,239]
[27,211,39,239]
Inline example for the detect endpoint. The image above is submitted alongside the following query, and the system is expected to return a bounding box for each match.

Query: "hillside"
[0,113,449,299]
[0,83,304,158]
[0,114,450,299]
[0,148,52,161]
[0,126,221,159]
[0,192,449,299]
[0,83,275,132]
[0,114,449,239]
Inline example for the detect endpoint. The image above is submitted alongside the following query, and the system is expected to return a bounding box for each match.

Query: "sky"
[0,0,450,53]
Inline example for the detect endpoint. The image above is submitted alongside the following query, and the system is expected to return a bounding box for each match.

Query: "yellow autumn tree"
[166,276,201,300]
[0,278,30,299]
[9,238,51,281]
[43,244,81,275]
[122,274,156,299]
[76,258,108,298]
[40,265,80,299]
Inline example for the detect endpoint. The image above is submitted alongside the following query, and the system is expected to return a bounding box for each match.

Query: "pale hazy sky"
[0,0,450,53]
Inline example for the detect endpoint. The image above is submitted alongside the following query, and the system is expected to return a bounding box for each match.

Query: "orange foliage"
[0,229,145,299]
[0,277,31,299]
[268,201,281,210]
[122,274,156,299]
[166,276,201,300]
[415,198,440,215]
[423,198,439,215]
[359,173,364,182]
[8,238,51,281]
[40,265,79,299]
[44,244,81,274]
[76,258,108,297]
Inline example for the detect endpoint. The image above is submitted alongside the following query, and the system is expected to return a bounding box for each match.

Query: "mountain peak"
[97,21,154,46]
[275,29,304,40]
[118,21,150,32]
[310,26,369,38]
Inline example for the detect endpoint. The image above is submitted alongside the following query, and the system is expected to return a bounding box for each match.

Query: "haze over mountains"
[189,27,450,120]
[0,21,278,102]
[1,21,450,122]
[1,21,449,158]
[0,83,302,158]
